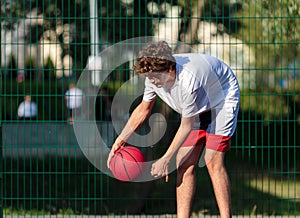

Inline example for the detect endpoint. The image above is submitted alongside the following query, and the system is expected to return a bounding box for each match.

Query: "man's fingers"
[107,145,124,169]
[107,154,112,169]
[107,150,116,169]
[165,168,169,182]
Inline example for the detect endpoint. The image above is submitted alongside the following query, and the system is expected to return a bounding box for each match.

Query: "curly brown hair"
[133,41,176,75]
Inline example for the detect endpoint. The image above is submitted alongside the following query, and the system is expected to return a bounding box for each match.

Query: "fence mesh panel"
[1,0,299,216]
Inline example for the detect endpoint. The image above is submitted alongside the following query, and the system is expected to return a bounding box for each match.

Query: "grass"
[3,159,300,216]
[249,176,300,202]
[3,207,78,216]
[228,163,300,216]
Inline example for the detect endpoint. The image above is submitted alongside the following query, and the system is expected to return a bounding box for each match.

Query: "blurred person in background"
[17,95,38,120]
[65,82,83,124]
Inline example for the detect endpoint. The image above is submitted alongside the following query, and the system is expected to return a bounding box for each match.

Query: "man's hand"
[107,138,126,169]
[151,156,171,182]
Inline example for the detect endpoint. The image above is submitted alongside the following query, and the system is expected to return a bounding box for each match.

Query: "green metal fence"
[1,0,300,216]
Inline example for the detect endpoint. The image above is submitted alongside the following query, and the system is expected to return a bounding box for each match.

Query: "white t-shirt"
[65,87,83,109]
[143,53,240,118]
[17,101,37,118]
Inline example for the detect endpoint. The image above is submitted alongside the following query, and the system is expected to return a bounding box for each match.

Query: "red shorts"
[182,129,231,152]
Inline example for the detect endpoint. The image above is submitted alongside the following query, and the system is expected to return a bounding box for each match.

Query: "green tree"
[236,0,300,72]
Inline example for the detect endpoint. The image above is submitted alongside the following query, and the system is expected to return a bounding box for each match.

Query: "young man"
[107,41,240,218]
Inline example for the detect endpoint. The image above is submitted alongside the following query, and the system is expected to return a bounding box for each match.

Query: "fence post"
[0,27,3,218]
[0,52,3,217]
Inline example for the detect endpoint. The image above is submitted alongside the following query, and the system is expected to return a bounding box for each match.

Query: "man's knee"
[176,147,199,184]
[205,150,226,173]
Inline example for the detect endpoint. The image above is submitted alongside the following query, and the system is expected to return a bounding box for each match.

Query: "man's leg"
[205,149,232,218]
[176,145,202,218]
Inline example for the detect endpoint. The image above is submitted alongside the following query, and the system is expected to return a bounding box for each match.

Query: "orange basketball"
[109,146,146,182]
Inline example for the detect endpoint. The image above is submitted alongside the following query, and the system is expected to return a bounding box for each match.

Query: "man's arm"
[107,99,156,168]
[164,116,195,159]
[117,99,156,142]
[151,115,196,180]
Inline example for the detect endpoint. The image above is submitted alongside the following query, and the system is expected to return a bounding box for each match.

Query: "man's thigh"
[176,144,203,168]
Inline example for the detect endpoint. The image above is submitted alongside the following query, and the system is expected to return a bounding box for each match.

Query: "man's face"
[145,70,175,89]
